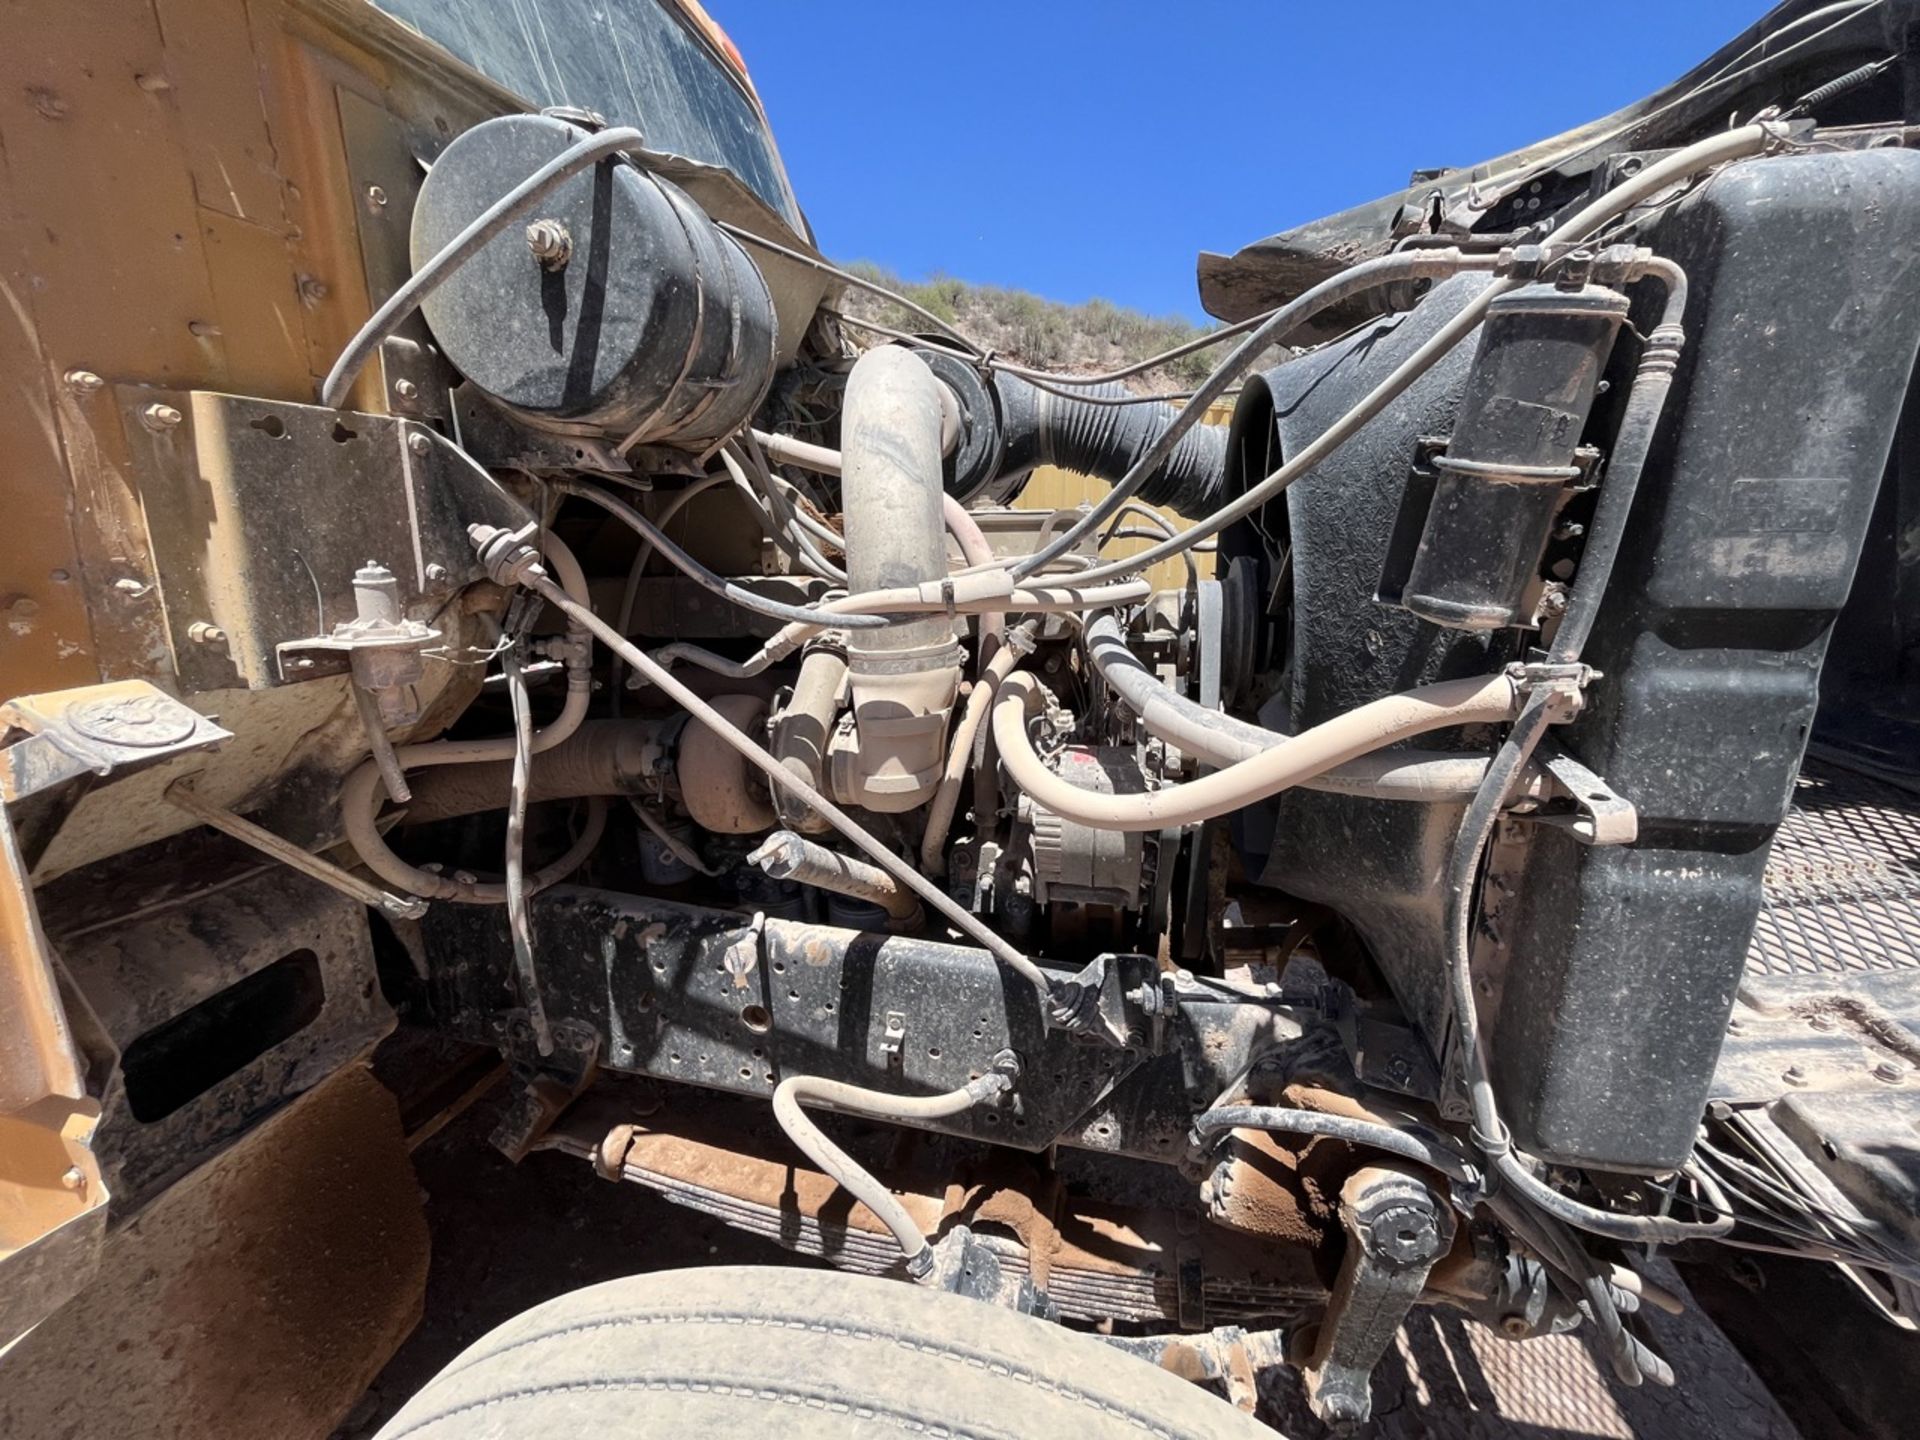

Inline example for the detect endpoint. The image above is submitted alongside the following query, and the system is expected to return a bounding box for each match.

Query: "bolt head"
[425,562,450,583]
[59,1166,85,1190]
[64,368,104,395]
[407,430,432,455]
[366,184,388,208]
[1368,1202,1441,1264]
[526,217,574,268]
[141,402,183,431]
[1500,1315,1531,1339]
[1783,1064,1809,1087]
[1873,1058,1906,1084]
[393,378,419,400]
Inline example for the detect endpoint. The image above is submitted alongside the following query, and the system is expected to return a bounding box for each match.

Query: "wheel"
[373,1264,1272,1438]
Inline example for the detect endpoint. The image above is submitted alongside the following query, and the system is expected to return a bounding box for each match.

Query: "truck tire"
[372,1264,1272,1439]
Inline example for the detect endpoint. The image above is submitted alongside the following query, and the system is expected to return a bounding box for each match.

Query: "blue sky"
[714,1,1775,321]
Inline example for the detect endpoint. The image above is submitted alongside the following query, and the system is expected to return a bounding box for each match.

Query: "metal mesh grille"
[1748,760,1920,978]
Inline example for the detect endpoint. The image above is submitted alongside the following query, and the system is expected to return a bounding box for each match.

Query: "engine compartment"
[8,2,1920,1429]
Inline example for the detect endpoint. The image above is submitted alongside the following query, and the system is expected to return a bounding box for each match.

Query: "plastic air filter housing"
[411,113,777,450]
[1382,283,1629,630]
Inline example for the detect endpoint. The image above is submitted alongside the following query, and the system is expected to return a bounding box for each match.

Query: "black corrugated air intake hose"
[954,368,1227,517]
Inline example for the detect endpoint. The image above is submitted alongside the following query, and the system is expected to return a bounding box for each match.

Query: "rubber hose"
[991,371,1229,517]
[772,1069,1013,1278]
[398,718,676,825]
[1082,612,1494,801]
[993,669,1520,832]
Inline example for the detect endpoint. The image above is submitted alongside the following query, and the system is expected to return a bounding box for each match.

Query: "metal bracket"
[0,682,231,802]
[924,1223,1058,1318]
[450,381,638,479]
[1519,743,1639,846]
[490,1017,601,1163]
[1048,951,1159,1048]
[1302,1165,1456,1427]
[881,1011,908,1069]
[116,387,533,695]
[722,911,767,992]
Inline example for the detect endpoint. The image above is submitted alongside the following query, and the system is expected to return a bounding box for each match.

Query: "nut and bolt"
[407,430,433,455]
[59,1166,85,1190]
[366,184,388,208]
[425,562,451,583]
[141,402,183,431]
[1808,1012,1837,1032]
[1366,1200,1443,1265]
[526,217,573,269]
[1500,1315,1531,1339]
[64,368,105,395]
[187,621,227,645]
[1873,1058,1906,1084]
[1783,1064,1810,1087]
[393,378,418,401]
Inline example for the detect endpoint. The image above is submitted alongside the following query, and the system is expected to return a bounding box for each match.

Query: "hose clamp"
[1506,660,1596,722]
[1506,660,1595,692]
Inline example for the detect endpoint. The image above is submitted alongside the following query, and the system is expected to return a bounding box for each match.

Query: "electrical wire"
[828,310,1224,405]
[553,477,890,629]
[727,435,850,582]
[1462,1,1885,216]
[1008,249,1501,582]
[1191,1105,1481,1185]
[608,471,732,715]
[715,221,983,357]
[501,641,551,1053]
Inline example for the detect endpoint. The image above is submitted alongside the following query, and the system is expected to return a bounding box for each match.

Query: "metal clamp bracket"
[0,682,231,802]
[1513,743,1638,846]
